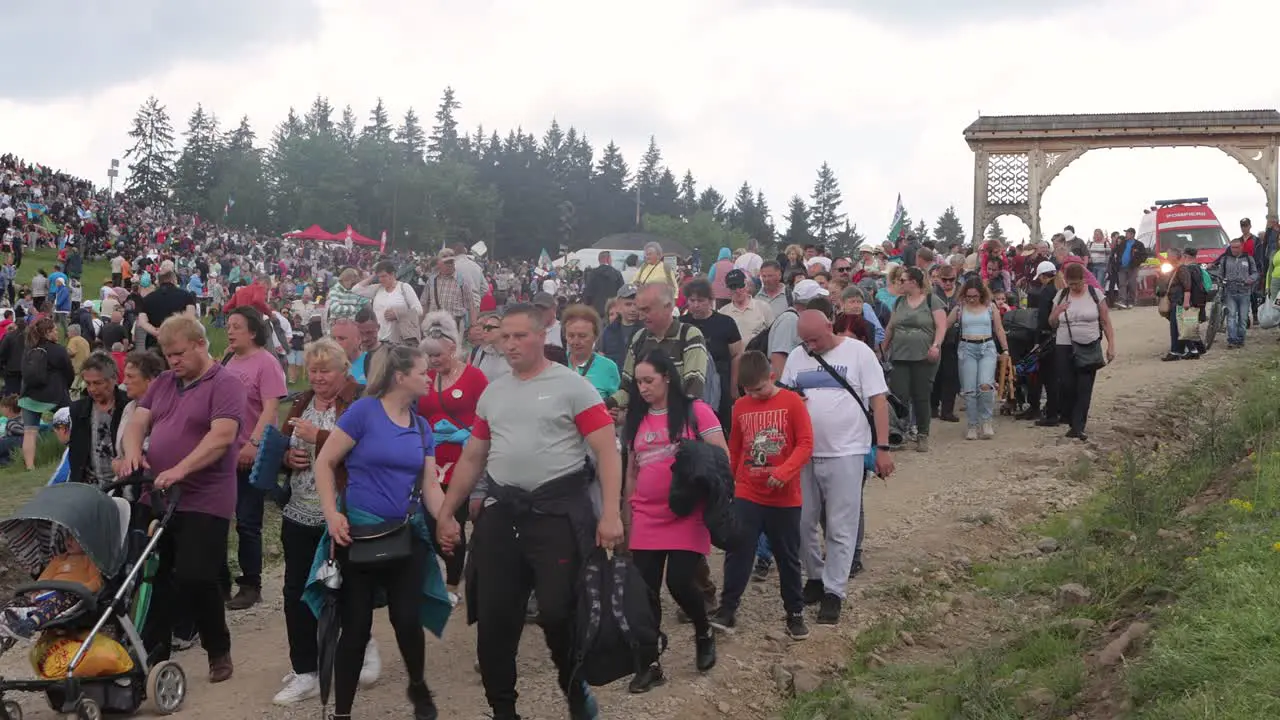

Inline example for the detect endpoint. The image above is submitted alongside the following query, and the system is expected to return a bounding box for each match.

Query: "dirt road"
[1,306,1259,720]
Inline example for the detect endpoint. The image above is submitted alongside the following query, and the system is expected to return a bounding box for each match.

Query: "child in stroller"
[0,534,102,652]
[0,479,188,720]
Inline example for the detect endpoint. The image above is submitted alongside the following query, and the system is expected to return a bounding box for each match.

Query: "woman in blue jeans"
[946,278,1010,440]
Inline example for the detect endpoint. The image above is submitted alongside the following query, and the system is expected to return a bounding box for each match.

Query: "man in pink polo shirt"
[118,315,247,683]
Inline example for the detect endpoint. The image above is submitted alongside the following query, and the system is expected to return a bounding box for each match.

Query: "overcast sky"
[4,0,1279,246]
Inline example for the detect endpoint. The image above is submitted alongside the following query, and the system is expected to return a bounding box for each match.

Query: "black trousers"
[721,501,803,615]
[1028,344,1058,419]
[143,511,232,663]
[334,535,429,715]
[930,342,960,417]
[281,519,325,675]
[473,506,586,717]
[1054,345,1098,434]
[631,549,710,638]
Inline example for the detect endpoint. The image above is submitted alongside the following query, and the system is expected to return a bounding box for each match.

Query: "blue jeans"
[221,467,264,590]
[958,340,998,426]
[1224,291,1251,346]
[1089,263,1108,291]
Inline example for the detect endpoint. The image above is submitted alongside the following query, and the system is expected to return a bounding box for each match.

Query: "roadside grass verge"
[783,355,1280,720]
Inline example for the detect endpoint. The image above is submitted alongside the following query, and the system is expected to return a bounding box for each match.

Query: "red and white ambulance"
[1136,198,1230,301]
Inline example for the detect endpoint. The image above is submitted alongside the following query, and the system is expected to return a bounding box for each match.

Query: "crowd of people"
[0,151,1143,720]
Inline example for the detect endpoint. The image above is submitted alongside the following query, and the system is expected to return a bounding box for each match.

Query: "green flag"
[886,193,906,243]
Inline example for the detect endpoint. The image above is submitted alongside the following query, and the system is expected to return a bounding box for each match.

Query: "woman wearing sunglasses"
[945,278,1010,440]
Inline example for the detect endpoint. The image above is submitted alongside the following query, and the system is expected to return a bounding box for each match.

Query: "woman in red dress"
[416,311,488,600]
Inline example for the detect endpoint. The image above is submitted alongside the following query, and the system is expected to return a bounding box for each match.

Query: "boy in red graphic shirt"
[709,351,814,639]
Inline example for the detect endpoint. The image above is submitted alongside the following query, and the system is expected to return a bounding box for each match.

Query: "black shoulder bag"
[345,416,428,565]
[1061,287,1106,372]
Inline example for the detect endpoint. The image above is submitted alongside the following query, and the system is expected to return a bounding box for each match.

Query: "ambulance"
[1136,198,1230,301]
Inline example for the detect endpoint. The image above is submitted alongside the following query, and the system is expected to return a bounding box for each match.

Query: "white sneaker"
[272,672,319,705]
[965,426,978,441]
[448,591,460,608]
[981,422,995,439]
[359,638,382,687]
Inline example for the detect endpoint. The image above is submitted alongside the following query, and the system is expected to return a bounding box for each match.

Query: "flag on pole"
[379,230,387,253]
[886,193,907,243]
[538,248,552,270]
[223,195,235,218]
[344,227,353,251]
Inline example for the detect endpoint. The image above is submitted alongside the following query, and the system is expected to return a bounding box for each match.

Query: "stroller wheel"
[73,697,101,720]
[147,660,187,715]
[1,699,21,720]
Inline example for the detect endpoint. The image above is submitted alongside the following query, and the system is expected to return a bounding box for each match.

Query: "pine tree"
[304,96,335,138]
[362,98,393,142]
[428,87,461,161]
[396,108,427,163]
[831,220,866,257]
[337,105,358,152]
[987,218,1007,243]
[172,104,221,213]
[808,162,845,242]
[783,195,812,247]
[123,96,177,206]
[678,171,698,219]
[698,187,726,222]
[933,205,967,248]
[652,168,681,218]
[912,219,929,243]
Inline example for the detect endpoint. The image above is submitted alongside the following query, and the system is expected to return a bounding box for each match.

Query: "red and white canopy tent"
[283,224,382,247]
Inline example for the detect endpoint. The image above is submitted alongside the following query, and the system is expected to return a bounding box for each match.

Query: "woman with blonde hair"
[273,338,375,705]
[416,311,488,598]
[314,343,451,719]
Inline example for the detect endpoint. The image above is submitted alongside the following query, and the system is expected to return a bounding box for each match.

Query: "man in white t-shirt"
[780,310,894,626]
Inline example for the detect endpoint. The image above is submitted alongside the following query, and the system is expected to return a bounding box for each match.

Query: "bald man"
[779,310,893,625]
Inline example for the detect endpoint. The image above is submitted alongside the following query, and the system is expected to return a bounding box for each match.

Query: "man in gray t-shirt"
[435,304,622,720]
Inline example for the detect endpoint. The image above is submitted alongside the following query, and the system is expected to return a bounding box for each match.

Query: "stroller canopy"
[0,484,127,578]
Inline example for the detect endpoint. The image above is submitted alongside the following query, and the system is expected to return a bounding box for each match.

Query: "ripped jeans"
[958,339,998,427]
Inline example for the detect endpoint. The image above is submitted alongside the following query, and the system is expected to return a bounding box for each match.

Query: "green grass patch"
[14,248,112,296]
[784,354,1280,719]
[1124,448,1280,719]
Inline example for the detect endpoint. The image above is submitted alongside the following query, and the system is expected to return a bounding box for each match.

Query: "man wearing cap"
[1114,228,1145,309]
[421,249,479,336]
[597,284,641,368]
[768,279,828,376]
[720,269,773,344]
[532,292,563,348]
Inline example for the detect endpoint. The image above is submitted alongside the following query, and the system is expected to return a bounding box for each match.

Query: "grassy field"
[783,354,1280,719]
[3,249,277,566]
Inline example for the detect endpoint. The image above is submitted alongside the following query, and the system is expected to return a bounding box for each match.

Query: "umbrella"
[315,548,342,709]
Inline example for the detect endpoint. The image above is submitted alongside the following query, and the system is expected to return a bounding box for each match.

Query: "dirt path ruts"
[1,306,1254,720]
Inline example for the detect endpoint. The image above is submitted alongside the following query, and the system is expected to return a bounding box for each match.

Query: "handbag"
[1061,290,1106,372]
[805,347,881,474]
[345,416,427,566]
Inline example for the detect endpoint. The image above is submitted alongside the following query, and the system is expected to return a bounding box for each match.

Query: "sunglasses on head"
[617,284,638,299]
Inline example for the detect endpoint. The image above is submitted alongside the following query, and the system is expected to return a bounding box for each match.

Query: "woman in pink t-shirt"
[622,348,727,694]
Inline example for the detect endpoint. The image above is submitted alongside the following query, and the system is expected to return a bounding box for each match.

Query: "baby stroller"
[0,476,186,720]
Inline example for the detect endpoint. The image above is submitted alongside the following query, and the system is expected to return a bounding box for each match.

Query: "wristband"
[876,445,892,451]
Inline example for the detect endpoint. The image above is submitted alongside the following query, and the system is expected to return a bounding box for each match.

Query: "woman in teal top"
[561,304,621,398]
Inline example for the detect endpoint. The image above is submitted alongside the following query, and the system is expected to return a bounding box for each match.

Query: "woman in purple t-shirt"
[314,344,446,720]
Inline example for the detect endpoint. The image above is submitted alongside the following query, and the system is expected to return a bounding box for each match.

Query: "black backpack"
[572,549,666,687]
[745,307,797,356]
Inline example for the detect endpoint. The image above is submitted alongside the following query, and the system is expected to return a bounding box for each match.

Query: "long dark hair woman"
[314,344,449,720]
[621,348,728,693]
[18,315,72,470]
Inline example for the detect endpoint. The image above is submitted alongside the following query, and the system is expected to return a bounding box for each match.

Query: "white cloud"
[2,0,1278,249]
